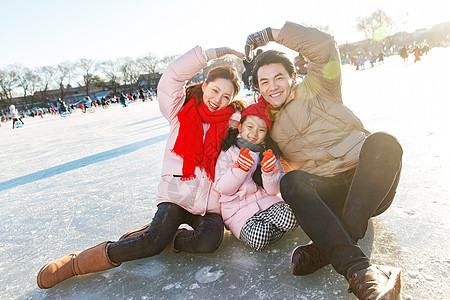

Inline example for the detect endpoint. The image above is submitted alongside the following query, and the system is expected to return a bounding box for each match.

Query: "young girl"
[214,100,298,251]
[37,46,244,289]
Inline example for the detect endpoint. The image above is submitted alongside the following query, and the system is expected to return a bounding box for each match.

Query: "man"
[244,22,403,300]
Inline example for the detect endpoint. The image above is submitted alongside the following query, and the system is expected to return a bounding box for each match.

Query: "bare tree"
[14,65,33,98]
[97,60,122,95]
[76,58,100,96]
[0,68,18,107]
[137,53,159,74]
[136,54,161,90]
[54,62,74,101]
[34,66,54,105]
[159,55,178,72]
[14,65,43,107]
[356,9,394,41]
[119,57,140,93]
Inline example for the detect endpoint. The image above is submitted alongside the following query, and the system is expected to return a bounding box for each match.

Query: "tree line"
[1,9,395,109]
[0,52,246,110]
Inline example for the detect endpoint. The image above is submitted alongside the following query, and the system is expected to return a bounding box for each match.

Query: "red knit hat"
[241,98,273,131]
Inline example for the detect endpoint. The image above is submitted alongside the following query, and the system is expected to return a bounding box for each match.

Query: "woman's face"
[238,115,268,145]
[202,78,235,112]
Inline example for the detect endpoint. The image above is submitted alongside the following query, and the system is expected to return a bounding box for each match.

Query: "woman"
[37,46,244,289]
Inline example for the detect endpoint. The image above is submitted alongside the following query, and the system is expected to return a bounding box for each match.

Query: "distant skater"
[413,46,421,63]
[399,46,408,62]
[9,105,24,129]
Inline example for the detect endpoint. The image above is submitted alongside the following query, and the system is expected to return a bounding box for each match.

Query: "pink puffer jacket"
[156,46,220,216]
[214,145,284,238]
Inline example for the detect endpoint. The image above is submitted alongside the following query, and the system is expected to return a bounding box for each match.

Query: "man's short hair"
[251,50,296,89]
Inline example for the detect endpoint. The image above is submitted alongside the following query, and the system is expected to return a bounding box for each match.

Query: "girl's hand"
[235,148,254,172]
[261,149,278,173]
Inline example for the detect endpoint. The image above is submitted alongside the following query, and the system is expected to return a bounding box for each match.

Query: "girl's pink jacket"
[156,46,221,216]
[214,144,284,238]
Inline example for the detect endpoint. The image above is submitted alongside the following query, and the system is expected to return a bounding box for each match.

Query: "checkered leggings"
[240,202,298,251]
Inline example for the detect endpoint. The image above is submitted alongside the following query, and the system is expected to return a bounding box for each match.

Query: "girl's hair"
[185,66,241,106]
[252,50,296,90]
[221,115,282,188]
[221,115,281,157]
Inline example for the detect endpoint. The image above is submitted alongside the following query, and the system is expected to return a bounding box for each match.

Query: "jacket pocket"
[327,131,365,158]
[162,175,200,209]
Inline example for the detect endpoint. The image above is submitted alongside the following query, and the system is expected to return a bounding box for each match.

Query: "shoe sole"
[36,252,80,289]
[377,266,402,300]
[290,246,301,275]
[37,261,52,289]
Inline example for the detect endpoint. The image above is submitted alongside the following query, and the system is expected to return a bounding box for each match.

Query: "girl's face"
[238,115,268,145]
[202,78,235,112]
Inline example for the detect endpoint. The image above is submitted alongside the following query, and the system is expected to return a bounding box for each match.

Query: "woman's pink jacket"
[156,46,221,216]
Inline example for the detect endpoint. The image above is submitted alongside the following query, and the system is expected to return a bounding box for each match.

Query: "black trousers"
[280,132,403,279]
[12,118,23,128]
[107,202,224,264]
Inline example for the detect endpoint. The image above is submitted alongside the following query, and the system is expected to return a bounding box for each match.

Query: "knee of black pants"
[280,170,313,204]
[362,132,403,160]
[196,228,223,253]
[176,214,224,253]
[197,214,224,253]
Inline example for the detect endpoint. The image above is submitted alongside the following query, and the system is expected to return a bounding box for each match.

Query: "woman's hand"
[205,47,245,61]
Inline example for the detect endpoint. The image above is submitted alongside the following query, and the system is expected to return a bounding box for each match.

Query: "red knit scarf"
[172,96,234,181]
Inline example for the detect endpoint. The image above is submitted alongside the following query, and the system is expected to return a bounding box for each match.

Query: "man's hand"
[244,28,274,62]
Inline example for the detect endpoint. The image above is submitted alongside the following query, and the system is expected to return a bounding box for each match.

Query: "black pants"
[107,202,224,264]
[280,132,402,279]
[12,118,23,128]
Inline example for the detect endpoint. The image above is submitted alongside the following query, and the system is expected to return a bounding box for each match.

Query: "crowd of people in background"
[340,39,431,70]
[0,38,440,128]
[0,89,156,128]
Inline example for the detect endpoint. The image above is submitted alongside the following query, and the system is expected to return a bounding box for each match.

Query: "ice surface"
[1,48,449,299]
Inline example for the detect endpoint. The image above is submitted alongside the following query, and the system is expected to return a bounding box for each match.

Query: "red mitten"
[235,148,254,172]
[261,149,277,172]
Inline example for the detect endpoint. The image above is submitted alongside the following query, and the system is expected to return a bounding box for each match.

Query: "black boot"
[290,241,330,275]
[347,264,401,300]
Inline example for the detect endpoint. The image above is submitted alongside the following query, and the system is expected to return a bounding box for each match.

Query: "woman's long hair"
[185,66,241,106]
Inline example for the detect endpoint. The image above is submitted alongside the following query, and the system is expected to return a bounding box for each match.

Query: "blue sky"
[1,0,448,68]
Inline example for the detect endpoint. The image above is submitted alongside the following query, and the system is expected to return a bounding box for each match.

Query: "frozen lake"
[1,47,449,299]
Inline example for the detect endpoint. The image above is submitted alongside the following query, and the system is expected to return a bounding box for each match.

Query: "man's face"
[257,63,294,109]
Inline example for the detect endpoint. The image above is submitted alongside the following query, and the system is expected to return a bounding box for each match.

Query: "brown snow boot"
[118,223,150,240]
[347,264,401,300]
[37,241,120,289]
[290,242,330,276]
